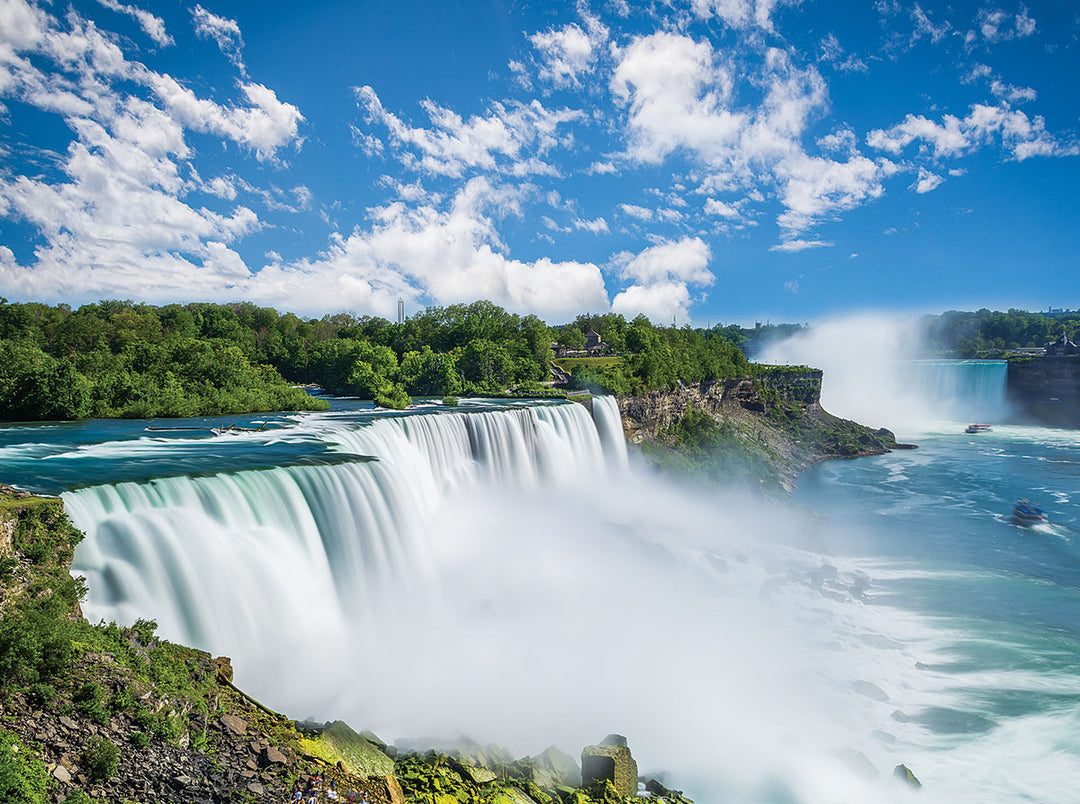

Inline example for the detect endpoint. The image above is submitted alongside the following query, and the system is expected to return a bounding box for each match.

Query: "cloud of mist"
[758,313,1009,434]
[222,469,932,804]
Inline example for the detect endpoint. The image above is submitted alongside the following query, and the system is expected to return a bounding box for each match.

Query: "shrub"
[129,732,149,750]
[74,683,108,726]
[81,736,118,782]
[0,730,50,804]
[110,688,135,714]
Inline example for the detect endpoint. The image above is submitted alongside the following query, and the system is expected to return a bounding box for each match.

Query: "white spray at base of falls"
[56,395,1078,802]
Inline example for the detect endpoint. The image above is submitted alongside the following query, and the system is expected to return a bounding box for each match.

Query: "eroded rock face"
[581,739,638,798]
[1007,357,1080,428]
[618,370,825,444]
[616,367,902,491]
[0,516,13,559]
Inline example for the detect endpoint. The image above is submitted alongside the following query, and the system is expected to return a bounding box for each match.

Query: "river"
[1,378,1078,802]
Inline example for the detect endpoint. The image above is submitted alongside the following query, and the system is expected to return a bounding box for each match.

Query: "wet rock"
[213,656,234,683]
[581,737,638,798]
[460,764,497,784]
[530,745,580,788]
[384,774,407,804]
[894,763,922,788]
[492,788,537,804]
[852,680,889,702]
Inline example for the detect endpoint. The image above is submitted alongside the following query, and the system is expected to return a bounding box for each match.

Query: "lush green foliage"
[645,407,782,488]
[0,297,772,419]
[0,299,325,421]
[0,731,50,804]
[565,315,753,395]
[81,736,119,782]
[0,499,218,757]
[923,309,1080,356]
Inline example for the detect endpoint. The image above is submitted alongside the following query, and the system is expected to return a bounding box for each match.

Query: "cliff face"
[1007,357,1080,428]
[617,369,902,491]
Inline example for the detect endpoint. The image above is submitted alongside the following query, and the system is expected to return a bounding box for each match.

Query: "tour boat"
[965,424,992,434]
[1011,499,1047,525]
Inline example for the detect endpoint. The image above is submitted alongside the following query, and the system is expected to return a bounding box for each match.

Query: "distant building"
[1045,330,1079,357]
[397,298,405,324]
[584,329,604,352]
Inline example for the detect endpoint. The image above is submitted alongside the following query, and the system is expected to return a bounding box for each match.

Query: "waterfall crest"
[66,400,624,656]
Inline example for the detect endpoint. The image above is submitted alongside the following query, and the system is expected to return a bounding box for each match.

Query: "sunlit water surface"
[1,394,1078,802]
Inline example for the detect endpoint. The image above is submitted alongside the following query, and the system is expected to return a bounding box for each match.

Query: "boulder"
[382,775,407,804]
[529,745,580,789]
[493,788,538,804]
[581,738,638,799]
[213,656,234,683]
[459,764,497,785]
[260,745,289,766]
[893,764,922,788]
[219,714,247,736]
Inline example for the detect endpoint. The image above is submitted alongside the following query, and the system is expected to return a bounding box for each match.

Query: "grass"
[552,356,621,371]
[0,496,53,512]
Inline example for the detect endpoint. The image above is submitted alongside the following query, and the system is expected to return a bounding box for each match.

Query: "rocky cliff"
[1007,357,1080,428]
[618,368,906,491]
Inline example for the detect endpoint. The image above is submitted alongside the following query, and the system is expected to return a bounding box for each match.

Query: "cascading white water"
[66,401,616,659]
[589,395,630,471]
[38,390,1078,801]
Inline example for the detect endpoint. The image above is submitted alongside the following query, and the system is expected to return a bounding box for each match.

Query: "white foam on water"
[52,396,1080,802]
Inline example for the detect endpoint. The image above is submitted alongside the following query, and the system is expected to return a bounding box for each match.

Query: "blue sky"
[0,0,1077,325]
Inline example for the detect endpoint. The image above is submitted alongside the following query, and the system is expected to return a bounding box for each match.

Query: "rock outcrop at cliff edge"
[618,368,907,491]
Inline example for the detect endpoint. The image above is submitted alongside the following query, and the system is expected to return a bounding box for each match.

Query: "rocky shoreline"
[617,369,914,491]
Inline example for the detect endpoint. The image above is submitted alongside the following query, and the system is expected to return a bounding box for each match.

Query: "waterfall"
[65,400,625,660]
[895,360,1009,422]
[590,395,630,471]
[759,317,1011,432]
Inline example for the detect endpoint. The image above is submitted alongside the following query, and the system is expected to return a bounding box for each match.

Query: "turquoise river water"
[0,372,1077,803]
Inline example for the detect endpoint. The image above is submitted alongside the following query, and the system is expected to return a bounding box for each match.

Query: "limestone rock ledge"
[617,368,908,491]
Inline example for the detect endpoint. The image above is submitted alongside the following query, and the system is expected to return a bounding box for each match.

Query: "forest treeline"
[0,298,756,421]
[923,309,1080,356]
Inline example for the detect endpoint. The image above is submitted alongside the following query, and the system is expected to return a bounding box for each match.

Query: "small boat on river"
[965,423,992,434]
[1011,499,1047,525]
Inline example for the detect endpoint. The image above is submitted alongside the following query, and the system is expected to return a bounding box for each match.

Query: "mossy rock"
[494,788,540,804]
[297,720,394,777]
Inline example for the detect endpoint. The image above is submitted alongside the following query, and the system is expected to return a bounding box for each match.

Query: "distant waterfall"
[65,400,625,658]
[895,360,1009,422]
